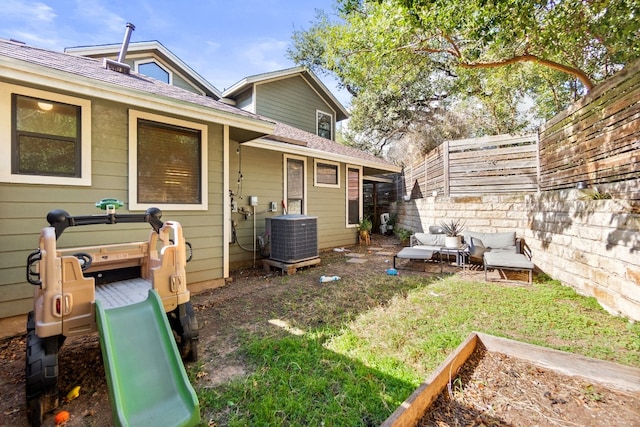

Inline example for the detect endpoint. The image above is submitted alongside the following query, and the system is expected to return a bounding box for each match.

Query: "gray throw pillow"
[469,237,490,259]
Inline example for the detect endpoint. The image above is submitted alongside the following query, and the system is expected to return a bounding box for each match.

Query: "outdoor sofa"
[395,228,534,283]
[464,231,534,283]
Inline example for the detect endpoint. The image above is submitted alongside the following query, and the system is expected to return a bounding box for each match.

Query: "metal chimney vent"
[117,23,135,62]
[103,22,135,74]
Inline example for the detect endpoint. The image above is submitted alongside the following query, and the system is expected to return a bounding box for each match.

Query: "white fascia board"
[244,137,401,173]
[0,57,274,135]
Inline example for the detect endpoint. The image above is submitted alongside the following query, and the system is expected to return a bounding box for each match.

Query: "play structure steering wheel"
[73,253,93,271]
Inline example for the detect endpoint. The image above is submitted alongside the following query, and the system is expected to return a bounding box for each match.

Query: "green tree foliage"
[289,0,639,158]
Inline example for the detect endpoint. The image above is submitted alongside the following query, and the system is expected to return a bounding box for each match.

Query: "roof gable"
[223,66,349,122]
[65,41,222,99]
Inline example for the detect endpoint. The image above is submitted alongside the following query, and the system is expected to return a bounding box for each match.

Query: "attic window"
[136,60,171,84]
[317,110,332,140]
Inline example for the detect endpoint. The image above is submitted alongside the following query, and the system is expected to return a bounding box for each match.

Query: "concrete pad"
[346,257,367,264]
[345,253,366,258]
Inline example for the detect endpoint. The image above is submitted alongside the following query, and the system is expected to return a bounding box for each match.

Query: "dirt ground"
[1,234,638,426]
[420,345,640,426]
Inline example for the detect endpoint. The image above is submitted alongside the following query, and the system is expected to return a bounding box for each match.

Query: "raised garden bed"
[382,332,640,427]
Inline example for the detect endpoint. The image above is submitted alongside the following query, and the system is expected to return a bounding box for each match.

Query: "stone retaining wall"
[393,180,640,321]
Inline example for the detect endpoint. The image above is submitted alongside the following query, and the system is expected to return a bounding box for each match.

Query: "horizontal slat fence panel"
[448,135,538,196]
[539,58,640,191]
[403,134,538,198]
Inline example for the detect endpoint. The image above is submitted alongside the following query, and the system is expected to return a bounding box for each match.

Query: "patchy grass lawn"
[193,263,640,427]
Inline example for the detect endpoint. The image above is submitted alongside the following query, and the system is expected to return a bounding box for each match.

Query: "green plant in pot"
[387,214,397,228]
[358,217,373,239]
[358,217,372,232]
[395,227,412,245]
[440,219,465,248]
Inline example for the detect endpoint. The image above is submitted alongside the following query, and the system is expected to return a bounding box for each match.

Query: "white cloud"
[72,0,127,33]
[240,38,290,71]
[3,1,56,22]
[205,40,221,51]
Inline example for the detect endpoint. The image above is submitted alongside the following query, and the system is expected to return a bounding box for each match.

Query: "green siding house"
[0,38,398,334]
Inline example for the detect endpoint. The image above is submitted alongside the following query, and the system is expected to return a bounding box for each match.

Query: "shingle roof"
[0,38,260,121]
[0,39,397,172]
[267,122,395,169]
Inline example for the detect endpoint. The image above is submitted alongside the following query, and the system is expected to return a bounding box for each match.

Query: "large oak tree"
[289,0,639,159]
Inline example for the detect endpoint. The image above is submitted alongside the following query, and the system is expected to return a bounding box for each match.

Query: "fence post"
[423,153,428,197]
[536,130,541,194]
[443,140,450,196]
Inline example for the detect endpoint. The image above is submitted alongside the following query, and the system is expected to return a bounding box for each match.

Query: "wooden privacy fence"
[403,57,640,199]
[539,59,640,191]
[403,134,538,198]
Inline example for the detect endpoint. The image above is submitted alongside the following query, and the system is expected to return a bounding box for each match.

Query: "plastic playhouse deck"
[96,289,199,427]
[95,278,152,309]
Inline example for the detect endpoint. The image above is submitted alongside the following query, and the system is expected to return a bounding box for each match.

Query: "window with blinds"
[137,119,201,204]
[347,166,361,225]
[286,157,305,214]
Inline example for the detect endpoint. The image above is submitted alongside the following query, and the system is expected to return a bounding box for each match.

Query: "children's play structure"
[25,201,200,426]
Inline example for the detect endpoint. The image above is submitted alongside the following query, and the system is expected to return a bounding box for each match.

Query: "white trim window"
[314,159,340,188]
[284,154,307,214]
[135,59,172,85]
[0,84,91,186]
[346,165,362,227]
[128,110,208,211]
[316,110,333,140]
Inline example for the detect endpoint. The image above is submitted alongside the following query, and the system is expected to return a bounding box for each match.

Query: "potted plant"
[358,217,373,244]
[395,227,412,245]
[440,219,465,248]
[386,214,397,235]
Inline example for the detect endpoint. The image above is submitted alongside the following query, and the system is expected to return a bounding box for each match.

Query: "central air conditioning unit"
[267,214,318,263]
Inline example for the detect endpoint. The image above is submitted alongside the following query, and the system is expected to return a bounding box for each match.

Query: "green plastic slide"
[96,290,200,427]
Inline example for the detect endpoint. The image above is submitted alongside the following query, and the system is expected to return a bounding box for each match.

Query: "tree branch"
[458,54,594,91]
[406,35,594,91]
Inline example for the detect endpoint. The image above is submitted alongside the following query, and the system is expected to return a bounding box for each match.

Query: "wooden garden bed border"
[381,332,640,427]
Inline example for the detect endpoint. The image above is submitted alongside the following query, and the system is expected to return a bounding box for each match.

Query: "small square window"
[314,160,340,188]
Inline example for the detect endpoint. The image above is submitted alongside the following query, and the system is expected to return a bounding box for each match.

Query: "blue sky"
[0,0,350,105]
